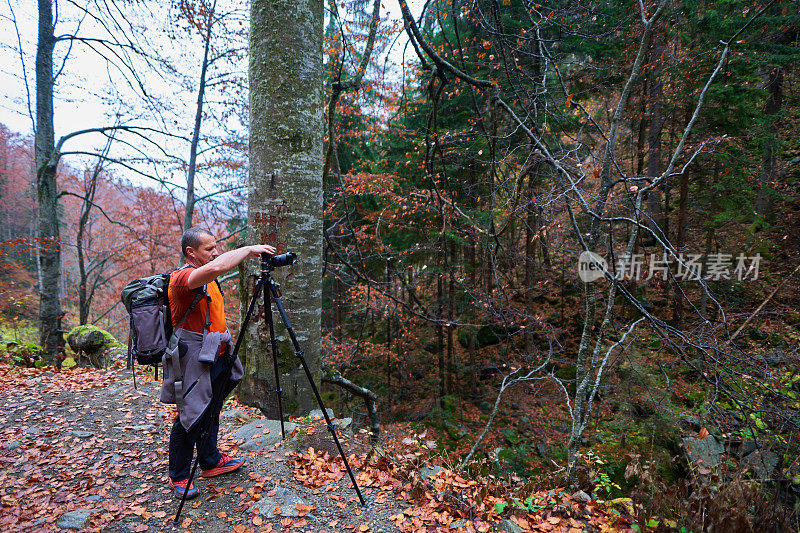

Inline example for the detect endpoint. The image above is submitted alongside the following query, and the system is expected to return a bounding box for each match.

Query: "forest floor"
[0,363,632,533]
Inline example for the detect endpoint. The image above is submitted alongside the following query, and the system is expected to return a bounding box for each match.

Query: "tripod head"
[260,252,297,273]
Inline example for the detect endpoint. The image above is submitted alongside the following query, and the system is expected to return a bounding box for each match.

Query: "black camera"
[261,252,297,269]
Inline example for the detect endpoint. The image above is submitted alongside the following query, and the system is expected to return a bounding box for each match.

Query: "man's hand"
[247,244,276,257]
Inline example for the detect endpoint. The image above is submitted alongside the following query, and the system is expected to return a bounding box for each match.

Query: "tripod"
[175,253,365,523]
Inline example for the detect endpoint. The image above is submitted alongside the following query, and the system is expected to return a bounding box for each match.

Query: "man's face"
[187,233,219,266]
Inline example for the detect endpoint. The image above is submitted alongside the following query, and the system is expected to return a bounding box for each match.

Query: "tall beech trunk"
[36,0,62,362]
[241,0,323,417]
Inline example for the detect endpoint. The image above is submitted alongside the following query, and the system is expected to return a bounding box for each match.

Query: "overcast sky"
[0,0,425,138]
[0,0,426,200]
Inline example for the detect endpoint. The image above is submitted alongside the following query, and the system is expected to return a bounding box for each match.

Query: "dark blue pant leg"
[168,356,229,481]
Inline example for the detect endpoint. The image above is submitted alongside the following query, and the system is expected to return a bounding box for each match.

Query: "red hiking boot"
[201,453,245,478]
[169,478,199,499]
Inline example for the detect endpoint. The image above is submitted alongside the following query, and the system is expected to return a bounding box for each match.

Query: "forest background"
[1,0,799,529]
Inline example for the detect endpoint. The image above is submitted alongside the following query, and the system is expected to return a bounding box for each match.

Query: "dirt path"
[0,364,405,532]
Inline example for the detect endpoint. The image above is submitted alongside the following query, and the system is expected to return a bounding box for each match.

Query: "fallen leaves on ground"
[287,445,634,532]
[1,363,633,533]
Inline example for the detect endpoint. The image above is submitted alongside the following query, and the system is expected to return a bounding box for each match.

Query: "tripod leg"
[267,279,366,506]
[175,278,263,523]
[263,276,286,439]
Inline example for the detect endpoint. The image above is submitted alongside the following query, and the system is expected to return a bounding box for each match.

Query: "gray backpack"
[121,268,201,372]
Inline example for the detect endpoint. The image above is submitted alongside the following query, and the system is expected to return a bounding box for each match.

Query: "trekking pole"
[174,276,264,523]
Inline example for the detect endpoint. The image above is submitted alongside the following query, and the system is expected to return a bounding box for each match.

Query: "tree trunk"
[437,271,445,401]
[36,0,62,362]
[672,162,690,324]
[645,33,665,244]
[466,242,478,397]
[183,9,214,232]
[447,240,456,395]
[636,79,647,177]
[525,174,536,355]
[755,66,783,224]
[538,206,551,268]
[241,0,324,417]
[77,214,88,324]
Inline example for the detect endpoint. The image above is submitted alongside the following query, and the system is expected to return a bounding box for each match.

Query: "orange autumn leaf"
[253,515,263,526]
[698,427,710,439]
[565,94,574,107]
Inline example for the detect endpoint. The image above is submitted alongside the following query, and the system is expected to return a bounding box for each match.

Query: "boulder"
[308,408,335,420]
[66,326,118,368]
[682,435,724,469]
[742,449,779,479]
[335,417,352,430]
[495,519,524,533]
[235,419,297,450]
[419,465,443,480]
[248,486,309,518]
[56,509,99,530]
[571,490,591,503]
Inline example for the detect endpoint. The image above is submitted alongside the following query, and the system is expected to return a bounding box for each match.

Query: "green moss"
[67,325,118,345]
[686,389,707,408]
[0,319,38,345]
[285,398,298,414]
[278,339,295,375]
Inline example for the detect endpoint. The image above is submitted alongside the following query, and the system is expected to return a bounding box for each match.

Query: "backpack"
[121,267,202,376]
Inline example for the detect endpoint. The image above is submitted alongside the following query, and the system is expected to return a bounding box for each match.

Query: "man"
[160,227,275,499]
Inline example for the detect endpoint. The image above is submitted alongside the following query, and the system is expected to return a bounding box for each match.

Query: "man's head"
[181,227,219,267]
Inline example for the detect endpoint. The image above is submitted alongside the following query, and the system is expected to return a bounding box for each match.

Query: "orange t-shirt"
[168,267,228,334]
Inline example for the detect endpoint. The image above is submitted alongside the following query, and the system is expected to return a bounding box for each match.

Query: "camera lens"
[270,252,297,268]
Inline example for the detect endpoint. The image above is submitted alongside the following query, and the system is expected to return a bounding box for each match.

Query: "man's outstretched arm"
[187,245,276,289]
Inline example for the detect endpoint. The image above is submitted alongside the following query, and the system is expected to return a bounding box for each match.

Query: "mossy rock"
[440,394,457,414]
[66,325,118,368]
[67,325,117,344]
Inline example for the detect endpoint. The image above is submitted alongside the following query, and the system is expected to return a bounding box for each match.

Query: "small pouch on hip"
[197,334,218,364]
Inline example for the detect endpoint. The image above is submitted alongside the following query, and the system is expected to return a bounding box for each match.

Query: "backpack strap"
[176,291,204,330]
[128,319,137,390]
